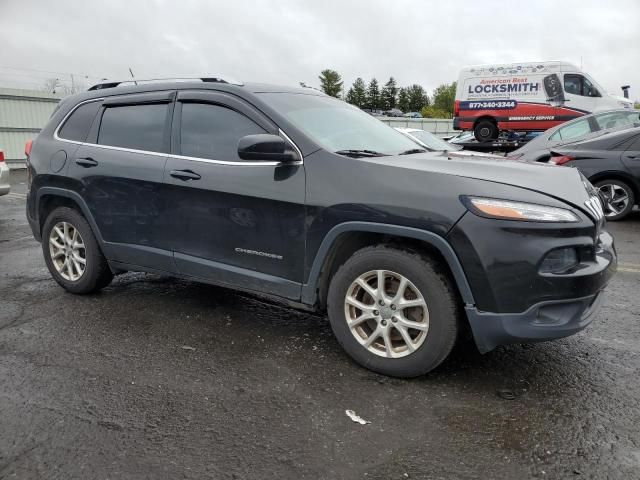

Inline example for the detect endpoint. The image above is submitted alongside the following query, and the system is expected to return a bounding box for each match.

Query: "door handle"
[75,157,98,168]
[625,154,640,160]
[170,169,201,181]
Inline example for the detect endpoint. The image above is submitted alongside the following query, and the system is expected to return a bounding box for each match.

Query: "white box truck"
[454,61,633,141]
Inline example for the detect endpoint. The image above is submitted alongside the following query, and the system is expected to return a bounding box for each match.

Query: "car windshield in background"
[259,93,420,156]
[408,130,461,151]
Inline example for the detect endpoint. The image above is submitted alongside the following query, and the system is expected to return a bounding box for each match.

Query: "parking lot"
[1,170,639,479]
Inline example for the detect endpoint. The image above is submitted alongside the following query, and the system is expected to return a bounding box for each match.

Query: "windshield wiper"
[399,148,428,155]
[334,149,387,158]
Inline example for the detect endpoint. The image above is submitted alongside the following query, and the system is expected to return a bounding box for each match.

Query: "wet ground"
[1,170,639,479]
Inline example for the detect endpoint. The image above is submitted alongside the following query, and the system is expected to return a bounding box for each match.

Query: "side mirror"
[237,134,298,162]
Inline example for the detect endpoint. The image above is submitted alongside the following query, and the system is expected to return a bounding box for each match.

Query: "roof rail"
[88,76,243,91]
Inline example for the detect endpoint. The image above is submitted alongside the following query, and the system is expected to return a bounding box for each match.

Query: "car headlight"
[464,197,579,222]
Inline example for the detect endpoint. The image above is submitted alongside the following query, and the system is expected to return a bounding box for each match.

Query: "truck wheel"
[594,179,635,221]
[474,120,498,142]
[326,245,460,377]
[42,207,113,294]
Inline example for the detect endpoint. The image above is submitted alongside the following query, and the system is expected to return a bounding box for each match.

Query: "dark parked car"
[510,109,640,163]
[547,126,640,220]
[26,77,615,377]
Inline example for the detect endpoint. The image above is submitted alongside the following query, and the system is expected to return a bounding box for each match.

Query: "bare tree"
[42,78,61,93]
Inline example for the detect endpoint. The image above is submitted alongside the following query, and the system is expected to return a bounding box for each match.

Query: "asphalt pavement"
[1,170,639,479]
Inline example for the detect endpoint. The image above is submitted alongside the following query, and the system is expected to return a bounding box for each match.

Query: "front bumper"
[467,290,605,353]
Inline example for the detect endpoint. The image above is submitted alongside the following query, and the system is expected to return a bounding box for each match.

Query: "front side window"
[258,93,419,156]
[556,118,591,140]
[58,101,102,142]
[564,74,600,97]
[179,103,266,160]
[98,104,168,152]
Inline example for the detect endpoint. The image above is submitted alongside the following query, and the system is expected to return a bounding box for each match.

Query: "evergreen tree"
[381,77,398,110]
[397,87,409,113]
[346,77,367,107]
[406,84,429,112]
[366,78,381,110]
[318,69,343,98]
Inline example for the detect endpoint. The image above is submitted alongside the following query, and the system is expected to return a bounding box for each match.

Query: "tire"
[327,245,460,378]
[594,179,635,221]
[42,206,113,294]
[474,120,498,142]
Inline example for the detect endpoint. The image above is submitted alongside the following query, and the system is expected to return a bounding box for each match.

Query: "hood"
[610,94,634,109]
[368,152,593,212]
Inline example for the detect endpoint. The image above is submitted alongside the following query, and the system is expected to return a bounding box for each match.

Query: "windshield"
[405,130,461,151]
[258,93,420,155]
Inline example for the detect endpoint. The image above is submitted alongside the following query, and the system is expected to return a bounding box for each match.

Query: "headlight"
[464,197,579,222]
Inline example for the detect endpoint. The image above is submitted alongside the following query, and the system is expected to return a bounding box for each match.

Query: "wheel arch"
[36,187,106,246]
[473,115,497,129]
[301,222,476,309]
[589,171,640,202]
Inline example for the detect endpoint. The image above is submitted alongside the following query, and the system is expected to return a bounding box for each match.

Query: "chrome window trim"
[53,99,305,167]
[53,97,105,144]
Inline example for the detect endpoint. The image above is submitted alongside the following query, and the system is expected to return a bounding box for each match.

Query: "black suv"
[26,77,616,377]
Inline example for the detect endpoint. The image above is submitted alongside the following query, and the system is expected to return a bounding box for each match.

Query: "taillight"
[0,150,4,162]
[550,155,573,166]
[25,140,33,157]
[454,100,460,117]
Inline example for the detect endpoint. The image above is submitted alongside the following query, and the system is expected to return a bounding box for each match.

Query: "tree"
[318,69,343,98]
[397,87,409,113]
[420,105,451,119]
[366,78,381,110]
[345,77,367,108]
[432,82,457,116]
[43,78,62,94]
[381,77,398,110]
[406,84,429,112]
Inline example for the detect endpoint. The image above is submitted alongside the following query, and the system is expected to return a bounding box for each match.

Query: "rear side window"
[98,104,168,152]
[594,111,640,130]
[179,103,266,160]
[58,101,102,142]
[555,118,591,141]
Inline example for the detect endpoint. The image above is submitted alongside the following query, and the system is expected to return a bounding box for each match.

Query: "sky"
[1,0,639,100]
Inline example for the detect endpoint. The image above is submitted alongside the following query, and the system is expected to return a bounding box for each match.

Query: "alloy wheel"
[597,183,630,218]
[49,221,86,281]
[344,270,429,358]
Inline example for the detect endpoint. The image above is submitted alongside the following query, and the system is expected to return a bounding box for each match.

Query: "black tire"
[594,179,635,221]
[474,119,498,142]
[42,206,113,294]
[327,245,460,378]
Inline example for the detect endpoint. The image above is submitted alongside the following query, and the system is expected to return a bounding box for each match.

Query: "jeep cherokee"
[26,77,617,377]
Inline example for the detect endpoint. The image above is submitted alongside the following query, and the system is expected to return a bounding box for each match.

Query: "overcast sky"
[1,0,639,99]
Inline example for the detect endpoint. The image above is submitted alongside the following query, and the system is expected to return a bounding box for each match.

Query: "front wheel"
[327,245,460,377]
[594,179,635,221]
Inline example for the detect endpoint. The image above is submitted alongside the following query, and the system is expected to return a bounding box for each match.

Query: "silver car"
[0,148,10,196]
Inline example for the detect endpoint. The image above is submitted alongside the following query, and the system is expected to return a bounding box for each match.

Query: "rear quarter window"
[58,101,102,142]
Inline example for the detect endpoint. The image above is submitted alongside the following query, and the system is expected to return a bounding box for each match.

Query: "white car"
[394,128,462,152]
[0,148,10,196]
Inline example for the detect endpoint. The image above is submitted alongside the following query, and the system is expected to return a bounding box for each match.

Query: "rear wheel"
[42,207,113,293]
[327,245,460,377]
[474,120,498,142]
[594,179,635,221]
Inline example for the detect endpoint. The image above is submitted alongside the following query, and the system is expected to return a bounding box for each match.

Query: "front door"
[68,91,176,271]
[562,73,602,113]
[164,90,306,299]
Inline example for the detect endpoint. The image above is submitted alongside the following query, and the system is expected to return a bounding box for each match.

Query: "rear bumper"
[0,162,10,195]
[467,290,605,353]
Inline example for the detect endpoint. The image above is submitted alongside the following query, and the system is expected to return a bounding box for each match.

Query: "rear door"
[68,91,176,271]
[620,133,640,181]
[164,90,306,299]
